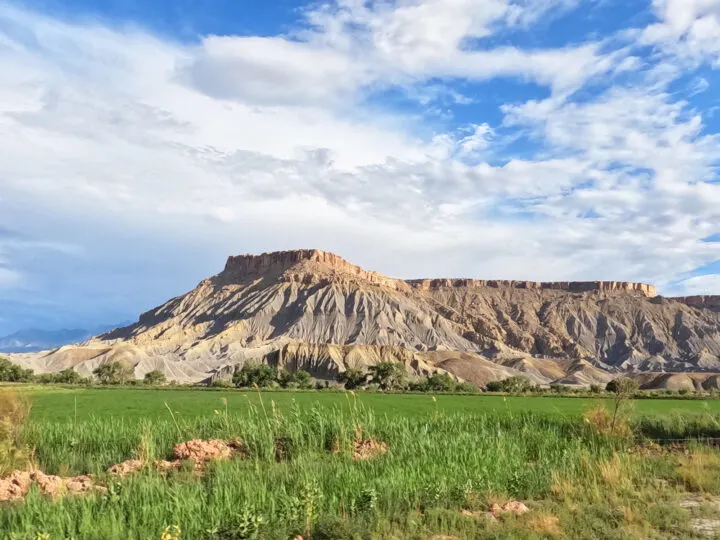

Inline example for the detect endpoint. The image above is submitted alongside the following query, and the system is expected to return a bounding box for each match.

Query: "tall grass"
[0,389,33,474]
[0,396,625,539]
[2,393,719,538]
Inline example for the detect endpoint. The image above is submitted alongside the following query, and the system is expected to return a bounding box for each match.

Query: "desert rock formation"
[9,250,720,388]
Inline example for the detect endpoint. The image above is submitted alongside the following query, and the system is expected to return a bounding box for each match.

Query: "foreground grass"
[3,390,720,538]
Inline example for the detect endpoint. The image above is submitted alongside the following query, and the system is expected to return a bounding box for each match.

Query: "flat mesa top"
[220,249,657,297]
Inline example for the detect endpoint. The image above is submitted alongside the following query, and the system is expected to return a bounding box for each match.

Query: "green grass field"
[2,386,720,539]
[21,386,720,422]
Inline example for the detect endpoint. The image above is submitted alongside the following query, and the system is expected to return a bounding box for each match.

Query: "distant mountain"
[7,249,720,390]
[0,323,129,353]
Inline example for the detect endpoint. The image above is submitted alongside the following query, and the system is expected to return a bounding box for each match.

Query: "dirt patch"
[173,439,233,463]
[353,439,388,460]
[64,475,98,495]
[490,501,530,517]
[106,439,246,477]
[107,459,144,477]
[0,470,31,501]
[0,470,100,502]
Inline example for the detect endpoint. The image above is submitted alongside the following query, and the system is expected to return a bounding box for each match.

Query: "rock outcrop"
[9,249,720,388]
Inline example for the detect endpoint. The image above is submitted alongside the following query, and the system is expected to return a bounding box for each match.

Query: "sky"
[0,0,719,334]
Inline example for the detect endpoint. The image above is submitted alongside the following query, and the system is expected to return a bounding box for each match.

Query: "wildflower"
[160,525,181,540]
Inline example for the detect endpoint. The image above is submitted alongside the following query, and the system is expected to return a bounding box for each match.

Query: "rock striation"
[8,249,720,388]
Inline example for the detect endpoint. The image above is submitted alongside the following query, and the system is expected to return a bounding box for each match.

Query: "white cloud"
[180,0,622,107]
[0,0,719,332]
[643,0,720,64]
[674,274,720,295]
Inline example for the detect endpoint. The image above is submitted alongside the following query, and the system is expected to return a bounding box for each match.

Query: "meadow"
[2,387,720,539]
[21,386,720,422]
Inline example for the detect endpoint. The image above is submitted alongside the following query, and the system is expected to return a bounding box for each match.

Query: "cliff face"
[9,250,720,387]
[220,250,410,291]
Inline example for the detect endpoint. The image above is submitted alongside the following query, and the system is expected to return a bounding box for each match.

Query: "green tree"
[368,362,406,391]
[92,361,133,385]
[0,357,34,382]
[337,368,367,390]
[143,370,167,386]
[232,363,276,388]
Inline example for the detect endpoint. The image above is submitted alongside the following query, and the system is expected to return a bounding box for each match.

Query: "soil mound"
[353,439,388,460]
[0,470,100,502]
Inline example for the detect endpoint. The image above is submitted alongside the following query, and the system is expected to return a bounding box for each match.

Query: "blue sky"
[0,0,719,334]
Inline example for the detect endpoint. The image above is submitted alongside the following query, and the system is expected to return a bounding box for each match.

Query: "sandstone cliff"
[10,250,720,388]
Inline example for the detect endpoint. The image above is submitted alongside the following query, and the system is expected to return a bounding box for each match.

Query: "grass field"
[20,386,720,422]
[2,387,720,539]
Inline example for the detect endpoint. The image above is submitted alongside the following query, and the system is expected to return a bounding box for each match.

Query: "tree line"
[211,361,479,393]
[0,357,167,386]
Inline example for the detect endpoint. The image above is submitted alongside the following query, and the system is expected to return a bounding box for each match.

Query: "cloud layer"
[0,0,719,333]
